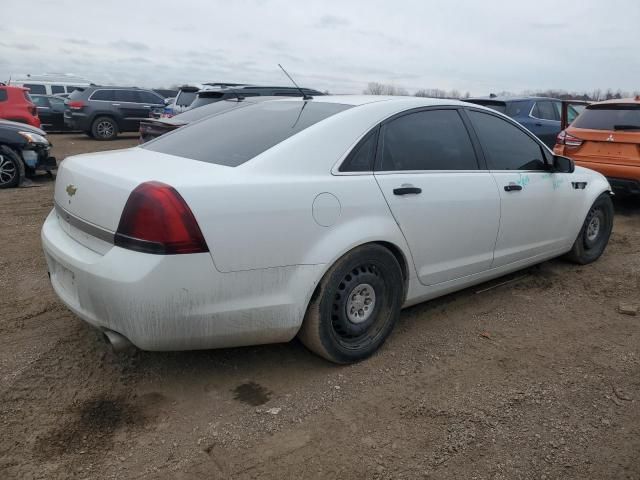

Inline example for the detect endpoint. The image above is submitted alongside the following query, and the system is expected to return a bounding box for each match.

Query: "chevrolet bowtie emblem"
[66,184,77,197]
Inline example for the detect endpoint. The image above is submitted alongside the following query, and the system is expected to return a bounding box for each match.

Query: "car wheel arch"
[300,239,412,326]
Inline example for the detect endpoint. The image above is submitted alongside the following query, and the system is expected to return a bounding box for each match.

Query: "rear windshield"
[572,105,640,131]
[143,101,351,166]
[175,90,197,107]
[466,100,507,114]
[171,99,250,123]
[189,92,224,109]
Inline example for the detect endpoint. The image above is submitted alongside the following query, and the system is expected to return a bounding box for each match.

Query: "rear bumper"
[41,210,322,351]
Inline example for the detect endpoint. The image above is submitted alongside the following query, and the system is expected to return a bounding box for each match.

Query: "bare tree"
[363,82,408,96]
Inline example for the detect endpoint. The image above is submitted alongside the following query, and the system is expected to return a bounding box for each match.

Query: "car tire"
[564,193,614,265]
[298,244,404,364]
[0,146,23,189]
[85,130,95,139]
[91,116,118,140]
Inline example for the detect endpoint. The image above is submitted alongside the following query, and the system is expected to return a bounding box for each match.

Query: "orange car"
[554,96,640,195]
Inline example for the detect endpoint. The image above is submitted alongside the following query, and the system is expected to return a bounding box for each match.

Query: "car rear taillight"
[67,100,85,110]
[556,130,583,148]
[115,182,209,255]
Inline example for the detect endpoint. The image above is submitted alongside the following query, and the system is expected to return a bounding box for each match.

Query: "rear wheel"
[0,147,22,188]
[298,244,404,364]
[91,116,118,140]
[565,193,614,264]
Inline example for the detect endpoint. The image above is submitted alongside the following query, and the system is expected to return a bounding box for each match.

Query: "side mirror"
[553,155,575,173]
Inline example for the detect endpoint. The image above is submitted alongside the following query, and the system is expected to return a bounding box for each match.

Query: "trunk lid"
[54,147,233,232]
[565,127,640,167]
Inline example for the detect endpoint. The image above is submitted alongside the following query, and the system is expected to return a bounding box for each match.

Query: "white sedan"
[42,96,613,363]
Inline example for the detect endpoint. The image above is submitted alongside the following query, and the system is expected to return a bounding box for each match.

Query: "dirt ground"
[1,133,639,480]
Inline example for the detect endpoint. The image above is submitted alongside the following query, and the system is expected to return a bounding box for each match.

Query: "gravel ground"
[1,133,639,479]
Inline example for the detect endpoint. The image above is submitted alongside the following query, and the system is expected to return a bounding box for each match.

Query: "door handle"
[142,105,151,108]
[393,186,422,195]
[535,122,543,127]
[504,184,523,192]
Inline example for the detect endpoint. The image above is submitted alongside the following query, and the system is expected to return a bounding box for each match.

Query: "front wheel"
[565,193,614,264]
[0,147,22,188]
[298,244,404,364]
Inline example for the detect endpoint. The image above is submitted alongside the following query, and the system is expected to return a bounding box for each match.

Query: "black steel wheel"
[298,244,404,363]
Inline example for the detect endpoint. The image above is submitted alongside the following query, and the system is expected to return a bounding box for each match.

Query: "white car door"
[373,108,501,286]
[465,109,579,267]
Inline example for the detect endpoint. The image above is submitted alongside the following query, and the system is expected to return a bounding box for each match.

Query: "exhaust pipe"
[103,329,135,352]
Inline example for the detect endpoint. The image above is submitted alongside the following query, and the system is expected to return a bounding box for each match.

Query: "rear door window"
[340,129,378,172]
[140,91,164,105]
[532,101,557,121]
[91,90,116,101]
[572,105,640,131]
[115,90,138,103]
[467,110,546,171]
[377,109,479,171]
[143,101,352,167]
[23,84,46,94]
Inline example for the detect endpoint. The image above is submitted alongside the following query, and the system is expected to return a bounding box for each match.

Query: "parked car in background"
[187,85,324,110]
[64,86,166,139]
[0,119,56,188]
[465,96,581,148]
[11,73,92,96]
[0,84,40,128]
[554,96,640,195]
[165,85,202,116]
[140,96,291,143]
[31,95,70,132]
[44,96,612,363]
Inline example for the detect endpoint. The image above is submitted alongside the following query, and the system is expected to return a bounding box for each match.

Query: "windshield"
[572,104,640,131]
[143,100,352,166]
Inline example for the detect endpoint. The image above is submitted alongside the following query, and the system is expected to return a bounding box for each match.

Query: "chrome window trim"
[54,202,115,244]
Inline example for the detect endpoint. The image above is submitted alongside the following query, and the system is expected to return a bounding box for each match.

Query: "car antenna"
[278,64,312,100]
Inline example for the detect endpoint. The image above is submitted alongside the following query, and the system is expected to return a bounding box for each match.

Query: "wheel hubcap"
[586,214,601,242]
[346,283,376,324]
[0,155,17,184]
[97,121,114,137]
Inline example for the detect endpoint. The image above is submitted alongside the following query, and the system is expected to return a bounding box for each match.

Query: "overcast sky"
[1,0,639,95]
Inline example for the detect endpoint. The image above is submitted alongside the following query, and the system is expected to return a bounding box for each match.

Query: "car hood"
[0,119,46,136]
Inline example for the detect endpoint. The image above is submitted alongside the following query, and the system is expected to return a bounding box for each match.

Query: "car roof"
[589,96,640,106]
[85,86,151,91]
[467,96,558,102]
[273,95,470,108]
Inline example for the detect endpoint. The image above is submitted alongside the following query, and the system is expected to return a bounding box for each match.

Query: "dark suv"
[465,96,582,148]
[188,85,324,110]
[64,86,165,139]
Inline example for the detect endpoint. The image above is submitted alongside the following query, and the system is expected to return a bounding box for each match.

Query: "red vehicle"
[0,84,40,128]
